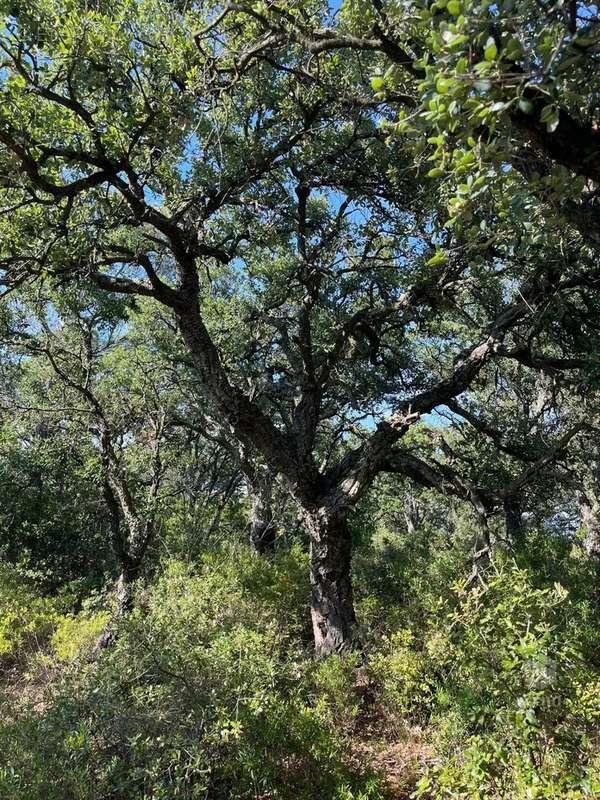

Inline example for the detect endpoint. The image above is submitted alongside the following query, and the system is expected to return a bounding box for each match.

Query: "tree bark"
[577,462,600,558]
[404,492,422,537]
[95,479,148,652]
[115,561,140,618]
[504,495,524,545]
[579,493,600,559]
[94,562,140,652]
[249,485,276,554]
[302,505,358,657]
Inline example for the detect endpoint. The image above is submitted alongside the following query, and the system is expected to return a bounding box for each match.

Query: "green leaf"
[436,77,453,94]
[484,37,498,61]
[447,33,469,49]
[540,104,560,133]
[426,250,449,267]
[474,79,492,93]
[518,98,534,114]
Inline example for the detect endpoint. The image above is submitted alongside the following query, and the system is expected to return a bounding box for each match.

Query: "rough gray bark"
[234,444,278,555]
[94,476,149,652]
[504,496,524,544]
[579,466,600,558]
[249,485,277,554]
[580,497,600,558]
[94,562,140,652]
[303,505,358,657]
[404,492,422,537]
[115,561,142,615]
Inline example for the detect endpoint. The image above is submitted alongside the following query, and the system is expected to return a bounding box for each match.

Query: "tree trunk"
[115,561,139,617]
[403,492,422,536]
[94,560,140,652]
[504,496,524,545]
[579,493,600,559]
[95,481,145,652]
[303,506,358,657]
[249,484,276,554]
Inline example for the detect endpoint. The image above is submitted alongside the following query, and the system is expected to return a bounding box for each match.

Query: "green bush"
[312,651,364,735]
[0,549,384,800]
[2,526,599,800]
[353,518,600,797]
[51,610,110,663]
[414,561,600,799]
[369,628,434,723]
[0,563,59,662]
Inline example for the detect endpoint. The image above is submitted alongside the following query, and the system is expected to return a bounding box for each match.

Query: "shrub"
[51,610,111,663]
[415,560,600,799]
[0,563,59,663]
[369,628,434,724]
[2,528,599,800]
[312,652,364,735]
[0,549,385,800]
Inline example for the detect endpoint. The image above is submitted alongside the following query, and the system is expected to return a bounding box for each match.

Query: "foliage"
[415,561,600,799]
[0,1,599,797]
[339,0,600,236]
[0,549,383,800]
[354,509,600,797]
[51,610,110,663]
[0,422,111,588]
[370,628,434,721]
[0,563,59,662]
[2,520,598,799]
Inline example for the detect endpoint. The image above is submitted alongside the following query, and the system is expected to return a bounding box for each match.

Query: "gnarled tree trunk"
[249,484,276,555]
[235,443,278,555]
[95,560,141,652]
[302,505,358,657]
[578,463,600,558]
[504,495,524,545]
[404,491,422,537]
[115,559,141,618]
[579,493,600,559]
[95,474,153,652]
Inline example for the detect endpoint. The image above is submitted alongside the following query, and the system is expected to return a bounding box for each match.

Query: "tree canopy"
[0,3,599,795]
